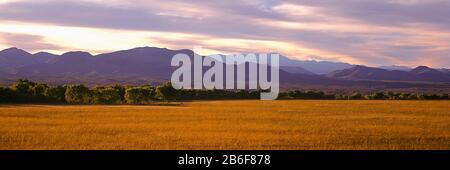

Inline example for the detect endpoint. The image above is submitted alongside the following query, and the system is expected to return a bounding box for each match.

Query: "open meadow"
[0,100,449,150]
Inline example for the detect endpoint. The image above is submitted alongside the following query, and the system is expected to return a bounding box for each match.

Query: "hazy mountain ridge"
[327,65,450,82]
[0,47,52,68]
[1,46,349,77]
[1,47,450,92]
[278,55,354,74]
[379,65,411,71]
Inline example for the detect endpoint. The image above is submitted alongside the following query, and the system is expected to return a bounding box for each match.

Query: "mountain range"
[1,47,450,93]
[327,65,450,82]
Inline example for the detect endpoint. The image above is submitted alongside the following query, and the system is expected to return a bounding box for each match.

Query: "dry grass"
[0,100,449,150]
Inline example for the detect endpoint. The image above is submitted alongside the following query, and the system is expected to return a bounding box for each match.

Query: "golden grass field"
[0,100,449,150]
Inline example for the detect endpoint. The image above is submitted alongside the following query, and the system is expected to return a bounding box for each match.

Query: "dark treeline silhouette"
[281,90,449,100]
[0,79,449,104]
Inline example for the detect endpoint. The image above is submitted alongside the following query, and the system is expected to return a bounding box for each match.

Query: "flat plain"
[0,100,449,150]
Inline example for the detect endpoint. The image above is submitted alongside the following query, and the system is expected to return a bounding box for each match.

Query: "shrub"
[156,82,177,102]
[91,87,123,104]
[125,86,156,104]
[65,85,91,104]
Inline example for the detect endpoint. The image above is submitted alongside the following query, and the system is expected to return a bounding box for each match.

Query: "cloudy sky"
[0,0,449,67]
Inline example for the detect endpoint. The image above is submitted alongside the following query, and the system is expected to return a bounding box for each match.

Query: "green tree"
[366,92,385,100]
[440,94,449,100]
[11,79,36,102]
[334,94,346,100]
[349,91,364,100]
[92,87,122,104]
[0,87,4,103]
[398,93,410,100]
[12,79,35,94]
[408,93,418,100]
[125,88,142,104]
[32,83,49,102]
[65,85,91,104]
[45,86,66,103]
[124,86,156,104]
[0,87,15,103]
[416,93,426,100]
[156,82,178,102]
[112,85,126,102]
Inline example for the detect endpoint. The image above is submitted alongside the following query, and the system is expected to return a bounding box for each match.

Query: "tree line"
[0,79,449,104]
[281,90,449,100]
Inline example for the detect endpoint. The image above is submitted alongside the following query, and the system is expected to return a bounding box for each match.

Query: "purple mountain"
[0,47,50,68]
[279,55,353,74]
[0,47,449,93]
[327,65,450,82]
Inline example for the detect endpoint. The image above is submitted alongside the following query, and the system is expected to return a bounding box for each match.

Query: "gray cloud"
[287,0,450,28]
[0,0,280,38]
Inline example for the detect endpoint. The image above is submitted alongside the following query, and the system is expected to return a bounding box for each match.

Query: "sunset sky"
[0,0,449,67]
